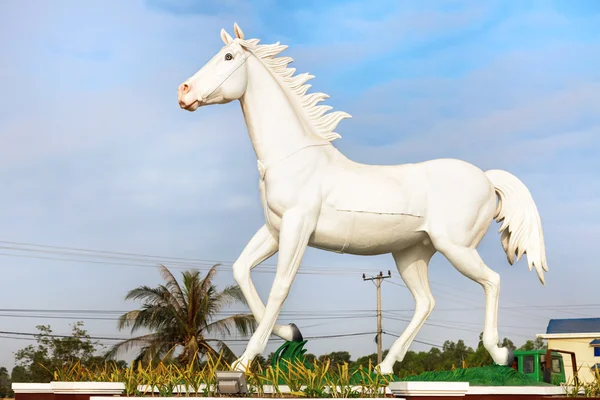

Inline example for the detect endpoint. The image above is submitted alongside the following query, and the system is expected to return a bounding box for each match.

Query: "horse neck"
[239,55,329,163]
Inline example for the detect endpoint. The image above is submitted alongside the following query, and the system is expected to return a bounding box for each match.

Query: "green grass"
[400,365,554,386]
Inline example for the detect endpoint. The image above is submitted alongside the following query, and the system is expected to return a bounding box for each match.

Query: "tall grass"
[49,354,393,397]
[562,365,600,398]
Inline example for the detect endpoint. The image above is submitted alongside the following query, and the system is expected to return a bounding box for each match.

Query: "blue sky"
[0,0,599,369]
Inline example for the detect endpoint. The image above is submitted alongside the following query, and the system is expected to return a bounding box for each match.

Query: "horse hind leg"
[378,243,436,375]
[431,235,510,366]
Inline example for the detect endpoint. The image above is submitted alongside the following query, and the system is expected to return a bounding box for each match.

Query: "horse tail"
[484,169,548,285]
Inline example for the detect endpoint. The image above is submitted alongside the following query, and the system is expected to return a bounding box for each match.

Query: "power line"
[0,240,221,263]
[0,241,367,276]
[0,313,375,322]
[0,329,377,343]
[382,332,444,349]
[0,251,362,276]
[385,277,594,322]
[1,303,597,314]
[2,239,593,330]
[0,308,381,314]
[3,239,592,315]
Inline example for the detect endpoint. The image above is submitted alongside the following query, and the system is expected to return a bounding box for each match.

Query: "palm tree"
[107,264,256,365]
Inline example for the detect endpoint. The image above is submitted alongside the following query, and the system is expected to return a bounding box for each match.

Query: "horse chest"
[258,160,322,227]
[258,179,296,233]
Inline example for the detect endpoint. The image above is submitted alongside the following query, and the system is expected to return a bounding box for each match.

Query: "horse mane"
[238,38,351,142]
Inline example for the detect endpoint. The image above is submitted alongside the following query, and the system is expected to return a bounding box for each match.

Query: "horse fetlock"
[482,333,499,350]
[490,346,511,366]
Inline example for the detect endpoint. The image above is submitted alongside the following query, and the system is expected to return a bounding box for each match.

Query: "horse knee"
[232,262,249,285]
[482,332,500,350]
[416,296,435,318]
[482,270,500,293]
[427,296,436,315]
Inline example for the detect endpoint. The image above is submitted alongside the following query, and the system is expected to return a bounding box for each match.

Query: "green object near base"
[269,342,556,387]
[400,365,555,386]
[271,340,309,369]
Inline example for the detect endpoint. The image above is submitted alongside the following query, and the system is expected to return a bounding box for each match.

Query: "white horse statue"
[176,23,548,374]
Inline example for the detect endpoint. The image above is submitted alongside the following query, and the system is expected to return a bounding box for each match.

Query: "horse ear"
[233,22,245,40]
[220,28,233,45]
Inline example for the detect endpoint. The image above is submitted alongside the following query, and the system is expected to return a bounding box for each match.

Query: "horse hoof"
[376,363,394,375]
[232,356,251,372]
[289,323,303,342]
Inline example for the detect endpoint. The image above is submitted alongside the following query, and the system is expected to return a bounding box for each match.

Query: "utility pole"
[363,270,392,365]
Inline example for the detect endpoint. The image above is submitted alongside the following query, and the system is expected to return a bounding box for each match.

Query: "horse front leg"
[232,224,303,342]
[232,208,317,372]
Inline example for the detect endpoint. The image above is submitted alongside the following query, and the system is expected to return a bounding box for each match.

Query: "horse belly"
[309,207,427,255]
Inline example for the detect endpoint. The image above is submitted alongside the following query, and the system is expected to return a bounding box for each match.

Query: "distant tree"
[265,352,275,367]
[318,351,352,368]
[108,264,256,366]
[10,366,28,384]
[465,332,515,367]
[304,353,317,364]
[466,333,493,367]
[0,366,11,398]
[354,350,389,369]
[519,337,546,351]
[501,338,516,351]
[439,340,474,370]
[354,352,377,368]
[250,355,268,371]
[11,322,102,383]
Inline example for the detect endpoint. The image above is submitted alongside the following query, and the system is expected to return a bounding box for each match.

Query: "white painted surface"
[50,381,125,394]
[538,332,600,339]
[389,381,469,396]
[11,383,52,393]
[177,22,549,375]
[467,385,565,395]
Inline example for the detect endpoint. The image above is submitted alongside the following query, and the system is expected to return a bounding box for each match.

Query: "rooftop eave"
[537,332,600,339]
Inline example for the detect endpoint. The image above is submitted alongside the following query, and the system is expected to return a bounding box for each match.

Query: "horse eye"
[225,53,233,61]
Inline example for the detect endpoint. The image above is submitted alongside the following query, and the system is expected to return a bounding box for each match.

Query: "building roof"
[590,339,600,346]
[546,318,600,334]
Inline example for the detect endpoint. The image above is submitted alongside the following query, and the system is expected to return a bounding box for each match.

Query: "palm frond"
[125,286,170,303]
[117,304,185,335]
[205,314,257,337]
[104,333,162,359]
[158,264,186,312]
[205,339,238,363]
[199,264,220,298]
[215,284,248,308]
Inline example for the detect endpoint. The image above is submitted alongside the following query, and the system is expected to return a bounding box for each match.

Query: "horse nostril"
[179,83,190,94]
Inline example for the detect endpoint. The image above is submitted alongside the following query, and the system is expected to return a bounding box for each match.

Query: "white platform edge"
[11,383,53,394]
[50,381,126,394]
[389,381,469,396]
[467,385,566,395]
